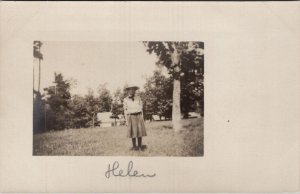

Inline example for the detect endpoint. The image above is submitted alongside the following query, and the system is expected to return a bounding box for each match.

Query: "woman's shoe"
[130,146,139,151]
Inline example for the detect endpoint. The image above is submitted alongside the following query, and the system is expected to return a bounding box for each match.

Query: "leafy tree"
[43,73,72,130]
[140,88,155,121]
[111,88,125,125]
[180,42,204,117]
[143,41,204,131]
[85,88,101,128]
[97,84,113,112]
[141,69,173,120]
[69,95,89,128]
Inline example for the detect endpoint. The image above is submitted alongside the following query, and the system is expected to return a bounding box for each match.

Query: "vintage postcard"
[0,1,299,193]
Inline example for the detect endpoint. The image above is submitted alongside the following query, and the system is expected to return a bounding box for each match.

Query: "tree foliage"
[143,41,204,120]
[43,73,72,130]
[143,41,204,79]
[69,95,89,128]
[140,69,173,120]
[111,88,125,119]
[33,41,43,60]
[85,89,101,128]
[34,74,116,132]
[97,84,113,112]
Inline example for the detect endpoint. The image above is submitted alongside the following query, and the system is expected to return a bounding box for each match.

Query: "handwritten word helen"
[105,161,156,178]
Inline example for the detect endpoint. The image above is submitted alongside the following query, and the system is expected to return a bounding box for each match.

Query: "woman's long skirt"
[127,113,147,138]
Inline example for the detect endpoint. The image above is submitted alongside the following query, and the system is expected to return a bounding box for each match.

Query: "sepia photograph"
[33,41,204,156]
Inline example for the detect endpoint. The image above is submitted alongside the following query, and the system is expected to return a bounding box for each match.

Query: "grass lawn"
[33,117,203,157]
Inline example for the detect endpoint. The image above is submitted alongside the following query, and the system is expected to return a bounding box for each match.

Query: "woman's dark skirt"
[127,113,147,138]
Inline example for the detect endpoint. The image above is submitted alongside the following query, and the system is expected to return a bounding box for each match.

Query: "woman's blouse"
[123,95,143,115]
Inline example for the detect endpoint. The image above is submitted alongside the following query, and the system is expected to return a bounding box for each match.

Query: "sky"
[33,42,163,96]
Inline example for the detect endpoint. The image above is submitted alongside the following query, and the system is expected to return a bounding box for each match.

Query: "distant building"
[188,112,201,118]
[97,112,125,128]
[152,115,166,121]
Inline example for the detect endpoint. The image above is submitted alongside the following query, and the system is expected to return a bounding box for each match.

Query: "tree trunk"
[33,62,35,93]
[172,78,182,131]
[38,58,41,93]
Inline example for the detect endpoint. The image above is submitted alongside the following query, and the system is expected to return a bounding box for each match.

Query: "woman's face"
[128,88,136,96]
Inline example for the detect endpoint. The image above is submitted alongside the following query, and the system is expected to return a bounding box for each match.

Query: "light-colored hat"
[125,84,139,90]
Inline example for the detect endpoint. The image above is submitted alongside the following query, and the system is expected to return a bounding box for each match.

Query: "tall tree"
[141,69,173,120]
[111,88,125,125]
[33,91,45,133]
[33,41,43,93]
[85,89,100,128]
[69,95,89,128]
[97,84,113,112]
[33,41,44,133]
[43,73,72,130]
[143,42,204,131]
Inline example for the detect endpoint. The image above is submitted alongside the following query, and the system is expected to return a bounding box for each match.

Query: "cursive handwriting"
[105,161,156,179]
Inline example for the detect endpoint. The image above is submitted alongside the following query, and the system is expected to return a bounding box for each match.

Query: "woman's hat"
[125,84,139,90]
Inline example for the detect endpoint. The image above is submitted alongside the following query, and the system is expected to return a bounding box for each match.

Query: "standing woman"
[123,84,147,151]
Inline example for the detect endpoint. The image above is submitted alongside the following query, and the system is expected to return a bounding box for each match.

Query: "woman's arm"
[138,97,144,117]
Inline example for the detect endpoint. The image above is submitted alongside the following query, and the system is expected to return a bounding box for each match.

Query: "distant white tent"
[188,112,201,118]
[97,112,125,128]
[152,115,160,121]
[152,115,166,121]
[97,112,114,127]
